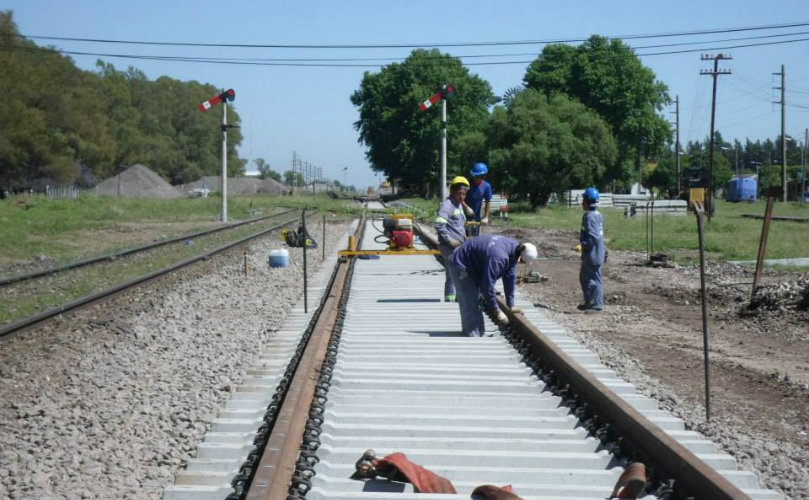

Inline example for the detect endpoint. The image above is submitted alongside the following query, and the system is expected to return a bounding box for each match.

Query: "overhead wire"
[17,21,809,49]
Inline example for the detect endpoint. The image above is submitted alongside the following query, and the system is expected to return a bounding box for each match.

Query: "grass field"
[0,193,364,269]
[400,196,807,264]
[506,200,808,264]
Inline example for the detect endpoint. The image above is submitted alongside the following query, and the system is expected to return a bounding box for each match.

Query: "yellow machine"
[338,214,440,258]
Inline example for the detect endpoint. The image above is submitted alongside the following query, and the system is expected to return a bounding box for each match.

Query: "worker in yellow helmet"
[435,176,470,302]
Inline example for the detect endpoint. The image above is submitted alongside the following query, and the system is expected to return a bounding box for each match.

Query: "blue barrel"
[269,249,289,268]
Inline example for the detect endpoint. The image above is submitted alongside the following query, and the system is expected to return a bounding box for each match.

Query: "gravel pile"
[0,219,350,500]
[180,176,261,195]
[95,164,182,198]
[747,274,809,312]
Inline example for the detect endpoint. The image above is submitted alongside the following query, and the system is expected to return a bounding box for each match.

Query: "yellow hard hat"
[449,176,470,188]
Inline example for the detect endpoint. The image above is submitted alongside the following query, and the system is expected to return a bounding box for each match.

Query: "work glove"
[573,243,582,252]
[481,217,489,225]
[495,309,509,325]
[510,306,523,314]
[449,239,461,248]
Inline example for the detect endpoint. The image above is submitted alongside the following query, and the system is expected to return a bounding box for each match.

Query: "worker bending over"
[465,162,492,236]
[447,234,537,337]
[577,187,605,312]
[435,177,469,302]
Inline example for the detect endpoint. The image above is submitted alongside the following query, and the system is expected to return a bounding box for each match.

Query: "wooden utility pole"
[773,65,787,202]
[700,54,732,221]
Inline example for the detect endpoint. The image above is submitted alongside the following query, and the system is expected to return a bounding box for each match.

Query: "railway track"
[0,209,296,286]
[163,216,780,500]
[0,214,299,337]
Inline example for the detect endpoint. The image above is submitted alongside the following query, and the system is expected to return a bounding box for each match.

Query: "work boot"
[444,294,456,302]
[584,308,602,314]
[610,462,646,499]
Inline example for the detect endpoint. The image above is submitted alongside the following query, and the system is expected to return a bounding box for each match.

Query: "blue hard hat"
[583,187,600,202]
[470,162,488,176]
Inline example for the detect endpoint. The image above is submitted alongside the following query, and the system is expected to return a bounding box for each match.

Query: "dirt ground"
[495,225,809,499]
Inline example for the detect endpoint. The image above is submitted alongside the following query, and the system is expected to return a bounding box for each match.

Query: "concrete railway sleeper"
[164,218,780,500]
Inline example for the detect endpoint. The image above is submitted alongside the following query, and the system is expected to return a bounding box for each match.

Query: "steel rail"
[414,223,751,500]
[244,218,365,500]
[0,208,296,286]
[0,218,298,338]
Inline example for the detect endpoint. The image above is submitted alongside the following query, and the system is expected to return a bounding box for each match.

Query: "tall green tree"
[523,36,671,185]
[487,89,617,207]
[0,10,246,189]
[351,49,495,196]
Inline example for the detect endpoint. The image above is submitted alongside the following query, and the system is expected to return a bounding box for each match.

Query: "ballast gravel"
[0,220,350,500]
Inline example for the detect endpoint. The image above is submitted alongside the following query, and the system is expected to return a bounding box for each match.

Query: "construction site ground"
[494,225,809,499]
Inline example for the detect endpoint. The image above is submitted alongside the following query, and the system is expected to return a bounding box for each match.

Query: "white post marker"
[198,88,236,222]
[419,85,454,199]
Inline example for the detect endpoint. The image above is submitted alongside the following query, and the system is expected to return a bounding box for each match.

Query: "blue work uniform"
[434,197,467,297]
[579,208,605,310]
[465,179,492,236]
[448,235,519,337]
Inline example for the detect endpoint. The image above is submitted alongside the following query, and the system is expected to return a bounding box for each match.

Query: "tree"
[486,89,617,207]
[254,158,281,181]
[351,49,495,196]
[283,169,304,186]
[523,36,671,185]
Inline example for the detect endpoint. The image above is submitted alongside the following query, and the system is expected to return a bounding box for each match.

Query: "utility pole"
[700,54,732,221]
[773,65,787,202]
[672,95,681,194]
[803,128,808,201]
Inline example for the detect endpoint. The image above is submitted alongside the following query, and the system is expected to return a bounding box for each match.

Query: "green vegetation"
[0,193,365,266]
[507,200,809,264]
[351,48,495,196]
[488,90,616,206]
[524,36,671,184]
[0,11,245,189]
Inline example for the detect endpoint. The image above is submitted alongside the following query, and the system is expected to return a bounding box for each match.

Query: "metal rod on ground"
[302,209,308,314]
[693,201,711,421]
[322,214,326,262]
[752,194,776,298]
[243,251,248,277]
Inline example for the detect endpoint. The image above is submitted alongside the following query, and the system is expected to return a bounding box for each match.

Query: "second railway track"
[164,217,780,500]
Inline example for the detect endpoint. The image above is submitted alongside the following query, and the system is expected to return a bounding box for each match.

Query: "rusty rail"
[415,222,751,500]
[245,217,365,500]
[0,218,298,338]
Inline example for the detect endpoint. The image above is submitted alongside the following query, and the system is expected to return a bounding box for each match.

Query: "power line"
[18,21,809,49]
[3,36,809,68]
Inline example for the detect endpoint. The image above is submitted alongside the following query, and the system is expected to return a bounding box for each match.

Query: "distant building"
[245,170,261,178]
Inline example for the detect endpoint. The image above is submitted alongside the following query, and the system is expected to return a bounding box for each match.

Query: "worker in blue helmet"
[465,162,492,236]
[576,187,605,313]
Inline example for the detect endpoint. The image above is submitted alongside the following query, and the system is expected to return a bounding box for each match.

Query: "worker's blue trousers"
[579,261,603,310]
[447,262,485,337]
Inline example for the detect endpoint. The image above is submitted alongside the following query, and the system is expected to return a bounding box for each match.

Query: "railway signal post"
[199,88,236,222]
[420,85,454,200]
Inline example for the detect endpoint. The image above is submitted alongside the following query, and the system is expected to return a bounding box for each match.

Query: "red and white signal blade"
[198,93,223,112]
[419,91,442,112]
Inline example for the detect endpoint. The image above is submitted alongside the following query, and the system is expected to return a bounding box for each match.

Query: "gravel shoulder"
[496,225,809,500]
[0,218,351,500]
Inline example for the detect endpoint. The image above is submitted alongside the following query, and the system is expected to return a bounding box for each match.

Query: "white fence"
[45,185,91,199]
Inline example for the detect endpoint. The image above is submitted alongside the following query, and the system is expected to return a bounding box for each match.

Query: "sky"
[4,1,809,189]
